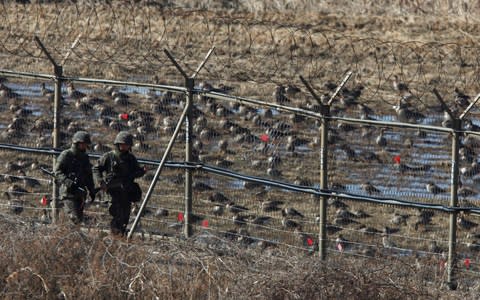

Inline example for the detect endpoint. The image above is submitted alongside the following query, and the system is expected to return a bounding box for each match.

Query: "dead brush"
[0,218,470,299]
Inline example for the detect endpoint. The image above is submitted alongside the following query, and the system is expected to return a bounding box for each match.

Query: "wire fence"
[3,0,480,290]
[3,1,480,100]
[0,68,480,289]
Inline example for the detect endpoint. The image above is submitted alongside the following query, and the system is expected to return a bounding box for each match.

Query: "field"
[2,0,480,298]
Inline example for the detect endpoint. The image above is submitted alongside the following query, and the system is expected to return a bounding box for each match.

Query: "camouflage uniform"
[93,132,145,236]
[54,131,95,224]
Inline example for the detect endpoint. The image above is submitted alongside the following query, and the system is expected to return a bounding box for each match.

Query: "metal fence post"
[300,72,352,259]
[128,48,214,239]
[52,65,63,223]
[34,36,64,223]
[184,77,194,238]
[319,105,330,260]
[447,118,460,290]
[433,88,459,289]
[128,103,190,240]
[432,89,480,290]
[34,34,81,224]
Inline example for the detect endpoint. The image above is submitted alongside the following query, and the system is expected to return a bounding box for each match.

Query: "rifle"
[40,167,99,202]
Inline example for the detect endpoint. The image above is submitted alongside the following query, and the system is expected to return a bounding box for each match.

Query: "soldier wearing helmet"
[54,130,96,224]
[93,131,146,236]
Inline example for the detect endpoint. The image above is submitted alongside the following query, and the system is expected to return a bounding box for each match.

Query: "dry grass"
[2,0,480,102]
[0,219,474,299]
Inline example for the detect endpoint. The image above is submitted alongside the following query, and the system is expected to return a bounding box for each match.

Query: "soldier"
[54,130,96,224]
[93,131,146,236]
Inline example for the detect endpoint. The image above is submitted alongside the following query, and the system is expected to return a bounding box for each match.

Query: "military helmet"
[72,130,91,144]
[114,131,133,146]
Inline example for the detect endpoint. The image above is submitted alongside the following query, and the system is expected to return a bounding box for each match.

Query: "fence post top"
[53,65,63,77]
[320,104,330,116]
[185,78,194,90]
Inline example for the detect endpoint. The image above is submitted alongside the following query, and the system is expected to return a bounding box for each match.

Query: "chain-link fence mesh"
[0,71,478,245]
[328,120,455,205]
[3,0,480,292]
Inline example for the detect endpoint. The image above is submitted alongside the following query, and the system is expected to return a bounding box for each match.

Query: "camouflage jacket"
[54,144,95,198]
[93,149,145,190]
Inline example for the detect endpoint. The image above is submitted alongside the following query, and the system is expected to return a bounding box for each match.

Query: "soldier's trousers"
[62,196,85,224]
[108,189,132,235]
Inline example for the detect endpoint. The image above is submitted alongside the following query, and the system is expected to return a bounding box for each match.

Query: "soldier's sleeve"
[131,154,146,179]
[54,150,71,186]
[85,158,95,195]
[92,154,108,186]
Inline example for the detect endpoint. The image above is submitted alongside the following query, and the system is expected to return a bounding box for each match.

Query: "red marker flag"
[120,113,129,120]
[393,155,401,164]
[177,212,184,222]
[336,242,344,252]
[40,195,48,206]
[306,237,314,246]
[465,258,471,270]
[260,134,269,143]
[201,219,209,228]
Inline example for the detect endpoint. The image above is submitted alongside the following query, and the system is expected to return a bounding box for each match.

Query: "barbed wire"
[1,1,480,109]
[2,0,480,291]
